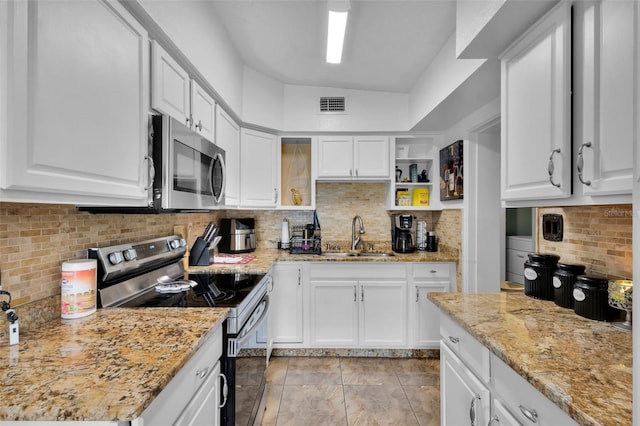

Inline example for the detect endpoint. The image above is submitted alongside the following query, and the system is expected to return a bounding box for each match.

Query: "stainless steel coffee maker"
[391,214,416,253]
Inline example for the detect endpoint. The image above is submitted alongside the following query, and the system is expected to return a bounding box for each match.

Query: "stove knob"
[179,238,186,247]
[108,251,124,265]
[170,239,181,249]
[123,248,137,261]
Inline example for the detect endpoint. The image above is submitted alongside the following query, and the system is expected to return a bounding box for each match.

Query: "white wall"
[242,66,285,130]
[408,33,486,130]
[282,85,409,132]
[140,0,245,116]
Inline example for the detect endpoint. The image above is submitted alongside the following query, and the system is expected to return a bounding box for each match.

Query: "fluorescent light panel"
[326,10,348,64]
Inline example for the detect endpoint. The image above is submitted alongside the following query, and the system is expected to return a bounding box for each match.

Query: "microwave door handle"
[211,153,225,204]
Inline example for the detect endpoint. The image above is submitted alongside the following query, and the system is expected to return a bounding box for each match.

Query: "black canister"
[524,253,560,300]
[553,263,586,308]
[573,275,613,321]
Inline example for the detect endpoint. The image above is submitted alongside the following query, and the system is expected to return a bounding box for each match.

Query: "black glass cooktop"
[117,273,266,308]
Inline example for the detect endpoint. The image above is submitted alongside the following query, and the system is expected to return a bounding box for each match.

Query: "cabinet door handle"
[355,168,359,177]
[577,142,592,186]
[196,119,202,131]
[274,188,278,203]
[353,285,357,302]
[185,116,191,126]
[350,169,353,177]
[416,287,419,302]
[297,268,301,286]
[195,366,209,379]
[361,286,364,302]
[469,394,481,426]
[448,336,460,344]
[219,373,228,408]
[488,415,500,426]
[547,148,561,188]
[518,405,538,423]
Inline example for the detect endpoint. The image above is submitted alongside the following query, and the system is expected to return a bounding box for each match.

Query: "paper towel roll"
[281,219,290,249]
[61,259,97,319]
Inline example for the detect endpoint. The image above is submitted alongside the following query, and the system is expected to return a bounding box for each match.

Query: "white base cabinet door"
[413,281,449,348]
[440,343,491,426]
[174,361,222,426]
[2,0,150,205]
[359,281,407,347]
[271,263,304,344]
[309,280,359,347]
[500,2,572,201]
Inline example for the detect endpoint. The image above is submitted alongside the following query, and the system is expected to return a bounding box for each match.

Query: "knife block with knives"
[189,222,222,266]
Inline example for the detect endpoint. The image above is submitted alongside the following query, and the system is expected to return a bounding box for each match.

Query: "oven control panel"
[89,235,186,283]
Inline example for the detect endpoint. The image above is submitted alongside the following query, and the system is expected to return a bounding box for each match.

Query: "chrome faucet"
[351,215,365,250]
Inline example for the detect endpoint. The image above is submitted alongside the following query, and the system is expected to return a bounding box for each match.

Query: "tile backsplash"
[536,205,632,280]
[0,183,462,308]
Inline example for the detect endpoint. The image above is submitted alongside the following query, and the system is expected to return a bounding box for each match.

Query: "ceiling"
[210,0,457,93]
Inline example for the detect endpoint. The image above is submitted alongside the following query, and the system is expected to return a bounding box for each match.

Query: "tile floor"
[260,357,440,426]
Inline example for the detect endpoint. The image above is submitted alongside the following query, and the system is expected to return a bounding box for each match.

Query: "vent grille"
[319,96,346,113]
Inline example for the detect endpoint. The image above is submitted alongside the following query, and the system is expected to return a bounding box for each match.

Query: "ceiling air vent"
[319,96,346,113]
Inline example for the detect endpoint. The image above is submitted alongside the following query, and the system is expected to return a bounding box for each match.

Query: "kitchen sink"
[320,252,395,258]
[320,252,357,257]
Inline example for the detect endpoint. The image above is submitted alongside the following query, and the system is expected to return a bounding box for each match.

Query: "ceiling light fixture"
[326,2,349,64]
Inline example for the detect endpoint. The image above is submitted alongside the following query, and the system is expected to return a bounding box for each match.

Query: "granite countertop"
[187,247,459,274]
[0,307,229,422]
[428,292,632,426]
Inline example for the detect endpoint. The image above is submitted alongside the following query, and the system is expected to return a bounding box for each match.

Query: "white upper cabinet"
[190,80,216,143]
[317,136,390,179]
[577,0,635,196]
[151,41,215,143]
[240,128,278,207]
[151,40,190,125]
[1,0,150,206]
[500,2,572,202]
[215,106,240,207]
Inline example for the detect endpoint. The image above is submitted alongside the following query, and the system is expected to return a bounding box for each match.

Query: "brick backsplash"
[536,204,632,280]
[0,184,462,308]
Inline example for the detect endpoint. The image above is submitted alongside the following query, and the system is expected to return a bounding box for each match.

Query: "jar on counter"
[553,263,586,308]
[524,253,560,300]
[573,275,614,321]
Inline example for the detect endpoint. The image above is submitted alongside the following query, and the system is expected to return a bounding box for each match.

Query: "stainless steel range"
[89,235,270,426]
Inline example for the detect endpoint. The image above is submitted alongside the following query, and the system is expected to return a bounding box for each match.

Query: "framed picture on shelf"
[439,140,463,200]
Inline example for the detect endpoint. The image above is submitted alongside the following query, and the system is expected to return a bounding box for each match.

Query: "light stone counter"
[0,307,229,422]
[187,247,459,274]
[428,292,631,426]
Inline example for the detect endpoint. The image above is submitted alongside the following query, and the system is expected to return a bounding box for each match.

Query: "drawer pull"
[469,394,481,426]
[196,366,209,379]
[219,373,228,408]
[518,405,538,423]
[448,336,460,344]
[430,270,437,274]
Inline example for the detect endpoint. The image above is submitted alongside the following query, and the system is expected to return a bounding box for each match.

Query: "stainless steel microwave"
[152,114,225,210]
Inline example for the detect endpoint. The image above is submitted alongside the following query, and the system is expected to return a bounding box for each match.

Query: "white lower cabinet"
[440,343,491,426]
[411,263,455,348]
[271,263,304,344]
[439,311,578,426]
[491,354,577,426]
[133,326,224,426]
[309,263,408,348]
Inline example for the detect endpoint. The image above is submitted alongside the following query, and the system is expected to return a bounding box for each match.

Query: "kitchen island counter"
[187,247,459,274]
[428,292,631,426]
[0,307,229,422]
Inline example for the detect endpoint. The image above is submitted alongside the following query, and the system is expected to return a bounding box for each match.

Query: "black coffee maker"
[391,214,416,253]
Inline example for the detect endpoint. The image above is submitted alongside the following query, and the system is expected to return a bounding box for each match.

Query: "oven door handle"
[234,295,270,350]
